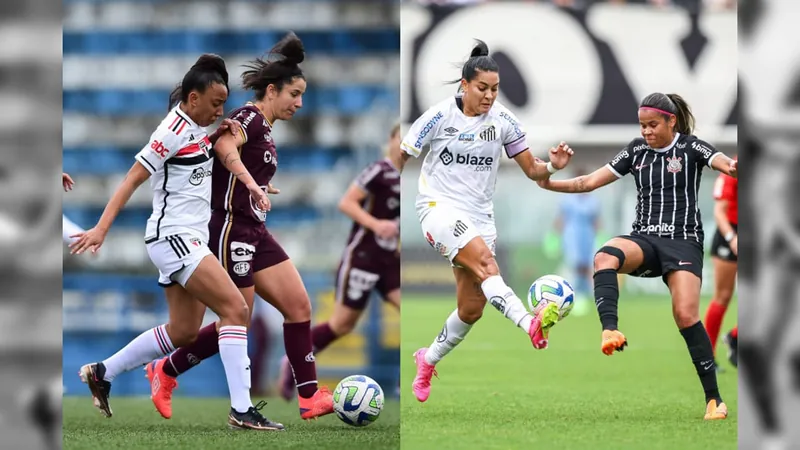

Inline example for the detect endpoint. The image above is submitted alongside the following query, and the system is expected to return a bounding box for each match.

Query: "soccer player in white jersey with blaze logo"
[399,40,573,403]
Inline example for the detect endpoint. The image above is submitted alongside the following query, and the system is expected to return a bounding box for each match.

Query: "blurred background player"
[703,156,738,370]
[62,0,399,432]
[279,123,402,400]
[551,165,600,316]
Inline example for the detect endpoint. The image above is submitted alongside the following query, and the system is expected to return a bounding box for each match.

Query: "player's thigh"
[328,300,365,335]
[712,257,737,305]
[183,254,248,322]
[253,259,311,323]
[665,269,703,328]
[453,266,486,323]
[420,205,498,279]
[595,236,651,274]
[208,214,258,289]
[163,284,207,345]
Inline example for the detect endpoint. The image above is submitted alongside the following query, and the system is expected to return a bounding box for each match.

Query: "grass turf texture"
[401,294,738,450]
[63,396,399,449]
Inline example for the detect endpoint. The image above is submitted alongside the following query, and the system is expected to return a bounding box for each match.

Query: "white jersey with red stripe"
[135,106,213,244]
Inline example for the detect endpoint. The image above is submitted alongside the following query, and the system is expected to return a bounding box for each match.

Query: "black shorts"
[617,233,704,283]
[710,224,738,262]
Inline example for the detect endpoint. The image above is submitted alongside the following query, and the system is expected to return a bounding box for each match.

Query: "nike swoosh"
[679,261,692,265]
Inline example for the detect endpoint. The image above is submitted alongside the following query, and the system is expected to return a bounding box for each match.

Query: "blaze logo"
[150,140,169,158]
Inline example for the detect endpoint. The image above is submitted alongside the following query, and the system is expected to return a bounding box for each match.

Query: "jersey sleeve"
[713,173,737,201]
[605,140,636,178]
[230,107,264,144]
[498,109,528,158]
[690,138,721,167]
[354,161,383,194]
[401,106,445,158]
[135,123,186,174]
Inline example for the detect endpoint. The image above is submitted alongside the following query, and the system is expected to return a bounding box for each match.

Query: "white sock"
[425,309,473,365]
[102,324,174,381]
[481,275,533,331]
[218,325,253,413]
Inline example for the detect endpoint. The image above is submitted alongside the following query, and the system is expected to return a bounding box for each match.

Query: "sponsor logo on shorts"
[232,261,251,276]
[425,231,448,257]
[642,222,675,235]
[453,220,468,238]
[230,241,255,262]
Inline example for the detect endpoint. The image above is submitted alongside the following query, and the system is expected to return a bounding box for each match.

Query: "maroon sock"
[163,322,219,378]
[311,322,339,353]
[283,321,318,399]
[249,317,270,394]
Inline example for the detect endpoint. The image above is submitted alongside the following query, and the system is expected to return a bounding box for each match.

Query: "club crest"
[666,156,683,173]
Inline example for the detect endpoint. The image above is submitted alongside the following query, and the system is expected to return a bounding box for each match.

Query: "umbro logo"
[444,127,459,135]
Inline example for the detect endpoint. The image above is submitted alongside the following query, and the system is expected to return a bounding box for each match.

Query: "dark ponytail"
[167,53,229,110]
[448,39,499,88]
[639,92,695,135]
[241,31,305,100]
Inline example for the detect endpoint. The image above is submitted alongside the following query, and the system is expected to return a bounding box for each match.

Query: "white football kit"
[402,96,528,262]
[135,106,214,287]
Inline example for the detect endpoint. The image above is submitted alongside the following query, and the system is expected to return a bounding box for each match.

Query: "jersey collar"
[650,133,680,153]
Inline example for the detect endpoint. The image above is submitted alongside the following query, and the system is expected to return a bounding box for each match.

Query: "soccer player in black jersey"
[537,92,737,420]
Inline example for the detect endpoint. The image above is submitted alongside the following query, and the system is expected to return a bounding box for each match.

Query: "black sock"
[593,269,619,331]
[680,321,722,403]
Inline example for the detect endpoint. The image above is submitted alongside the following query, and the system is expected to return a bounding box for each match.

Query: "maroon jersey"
[211,103,276,224]
[345,158,400,256]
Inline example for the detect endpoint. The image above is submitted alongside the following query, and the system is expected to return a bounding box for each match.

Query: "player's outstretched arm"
[537,165,619,194]
[710,153,737,178]
[70,162,151,254]
[513,142,574,181]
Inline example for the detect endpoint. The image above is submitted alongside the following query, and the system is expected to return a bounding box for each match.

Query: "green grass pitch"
[401,294,737,450]
[63,396,399,449]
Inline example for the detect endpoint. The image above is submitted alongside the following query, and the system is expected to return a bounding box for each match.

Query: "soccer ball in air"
[527,274,575,320]
[332,375,384,427]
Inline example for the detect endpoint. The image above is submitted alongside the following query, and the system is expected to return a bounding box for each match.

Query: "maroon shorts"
[334,248,400,310]
[208,213,290,288]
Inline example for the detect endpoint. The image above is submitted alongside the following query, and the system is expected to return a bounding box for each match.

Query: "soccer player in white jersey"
[69,54,283,431]
[62,173,86,245]
[400,40,573,403]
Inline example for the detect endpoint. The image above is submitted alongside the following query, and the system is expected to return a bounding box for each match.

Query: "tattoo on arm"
[573,176,587,193]
[223,153,240,166]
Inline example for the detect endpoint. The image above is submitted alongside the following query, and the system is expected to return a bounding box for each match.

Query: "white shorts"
[146,231,213,287]
[418,203,497,265]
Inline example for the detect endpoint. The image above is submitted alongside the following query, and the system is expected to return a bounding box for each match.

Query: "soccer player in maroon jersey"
[277,124,402,400]
[704,156,738,369]
[145,32,334,421]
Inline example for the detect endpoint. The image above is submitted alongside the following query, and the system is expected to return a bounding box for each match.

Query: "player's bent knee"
[284,296,312,323]
[673,308,699,329]
[594,246,626,272]
[458,307,482,325]
[218,300,249,325]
